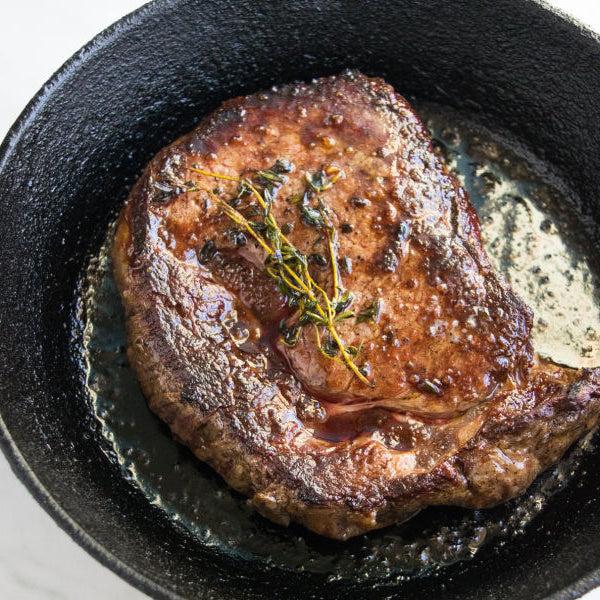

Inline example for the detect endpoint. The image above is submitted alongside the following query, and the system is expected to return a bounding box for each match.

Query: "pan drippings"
[82,105,600,582]
[421,104,600,369]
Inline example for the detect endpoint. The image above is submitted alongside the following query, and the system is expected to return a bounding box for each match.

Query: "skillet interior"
[1,0,600,598]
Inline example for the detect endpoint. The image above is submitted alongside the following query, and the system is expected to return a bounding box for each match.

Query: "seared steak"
[112,71,600,540]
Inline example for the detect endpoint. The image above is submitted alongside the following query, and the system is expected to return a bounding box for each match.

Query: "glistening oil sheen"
[81,104,600,583]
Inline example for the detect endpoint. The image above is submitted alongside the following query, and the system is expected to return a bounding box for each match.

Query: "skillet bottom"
[81,103,600,583]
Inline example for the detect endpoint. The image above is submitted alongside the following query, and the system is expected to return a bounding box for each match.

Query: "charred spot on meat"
[112,70,600,540]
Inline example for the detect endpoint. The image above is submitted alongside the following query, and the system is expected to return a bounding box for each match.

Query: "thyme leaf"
[357,299,381,324]
[228,228,247,247]
[346,340,364,358]
[340,256,352,274]
[308,253,328,266]
[321,336,339,357]
[306,170,328,192]
[279,320,301,347]
[333,290,353,314]
[300,204,325,228]
[334,310,355,322]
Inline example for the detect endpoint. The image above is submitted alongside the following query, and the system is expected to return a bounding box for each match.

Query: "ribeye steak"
[112,71,600,540]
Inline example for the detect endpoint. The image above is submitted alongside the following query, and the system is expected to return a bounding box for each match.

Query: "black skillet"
[1,0,600,598]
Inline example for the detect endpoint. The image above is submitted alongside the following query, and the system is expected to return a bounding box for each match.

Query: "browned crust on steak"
[112,71,600,539]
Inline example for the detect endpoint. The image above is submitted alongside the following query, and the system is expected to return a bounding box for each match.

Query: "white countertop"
[0,1,599,598]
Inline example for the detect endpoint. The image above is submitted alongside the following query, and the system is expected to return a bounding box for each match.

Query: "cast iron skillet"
[1,0,600,598]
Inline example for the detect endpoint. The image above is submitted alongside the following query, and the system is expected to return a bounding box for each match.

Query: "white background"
[0,1,599,598]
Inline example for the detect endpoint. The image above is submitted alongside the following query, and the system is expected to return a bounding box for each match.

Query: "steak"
[112,71,600,540]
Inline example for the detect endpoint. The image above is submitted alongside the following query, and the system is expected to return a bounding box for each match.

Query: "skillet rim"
[0,1,599,599]
[0,3,187,597]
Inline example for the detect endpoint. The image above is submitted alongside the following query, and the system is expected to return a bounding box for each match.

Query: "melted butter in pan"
[81,104,600,582]
[421,105,600,368]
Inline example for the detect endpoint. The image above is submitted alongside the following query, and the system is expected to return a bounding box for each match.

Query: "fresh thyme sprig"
[187,162,372,387]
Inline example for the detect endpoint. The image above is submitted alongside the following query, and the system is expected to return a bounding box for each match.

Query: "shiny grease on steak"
[112,71,600,539]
